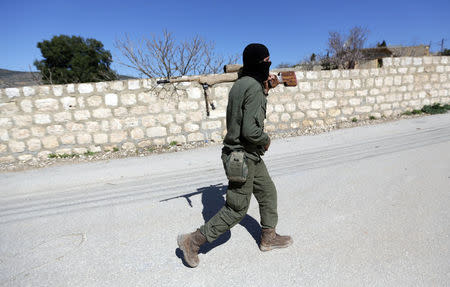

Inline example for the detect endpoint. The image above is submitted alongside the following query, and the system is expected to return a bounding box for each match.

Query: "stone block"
[331,70,340,78]
[93,108,112,119]
[73,148,88,155]
[142,115,156,127]
[268,114,279,123]
[111,81,125,91]
[137,140,152,148]
[123,117,139,128]
[311,100,323,109]
[375,77,383,87]
[138,92,153,104]
[285,103,296,112]
[78,83,94,93]
[325,100,337,108]
[0,156,15,163]
[149,103,162,114]
[34,114,51,125]
[85,122,100,133]
[74,110,91,121]
[175,113,187,124]
[121,94,137,106]
[298,82,311,92]
[128,80,140,90]
[66,84,75,93]
[280,113,291,122]
[187,132,205,142]
[306,111,318,118]
[292,112,305,120]
[20,99,33,113]
[87,95,103,107]
[369,88,380,96]
[38,86,50,96]
[202,121,221,130]
[23,86,35,97]
[0,144,7,153]
[0,129,8,141]
[60,134,75,145]
[0,118,12,129]
[306,71,318,79]
[167,135,187,144]
[66,122,84,132]
[342,107,354,115]
[187,87,202,99]
[0,103,19,115]
[54,112,72,123]
[42,136,59,149]
[96,82,108,92]
[122,142,136,150]
[349,98,361,106]
[327,80,336,89]
[111,107,126,117]
[110,131,128,143]
[61,97,77,110]
[6,88,20,98]
[274,104,285,112]
[355,106,372,113]
[157,114,174,125]
[167,124,181,134]
[146,127,167,137]
[13,115,32,127]
[130,128,145,140]
[189,111,203,122]
[47,125,65,135]
[128,106,146,116]
[52,85,63,97]
[104,93,118,106]
[184,123,200,132]
[35,98,59,112]
[94,134,108,144]
[403,75,414,84]
[337,79,351,90]
[328,109,341,117]
[178,101,199,111]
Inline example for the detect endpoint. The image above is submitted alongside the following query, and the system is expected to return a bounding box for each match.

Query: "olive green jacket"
[222,76,270,161]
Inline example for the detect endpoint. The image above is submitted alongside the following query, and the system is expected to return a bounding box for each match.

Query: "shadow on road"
[164,183,261,267]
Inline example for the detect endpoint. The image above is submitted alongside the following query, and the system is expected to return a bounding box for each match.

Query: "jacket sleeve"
[241,85,270,146]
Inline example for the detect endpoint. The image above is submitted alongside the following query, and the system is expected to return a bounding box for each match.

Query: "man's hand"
[263,74,279,94]
[264,137,271,151]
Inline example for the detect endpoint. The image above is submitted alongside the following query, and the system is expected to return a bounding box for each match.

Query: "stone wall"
[1,56,449,164]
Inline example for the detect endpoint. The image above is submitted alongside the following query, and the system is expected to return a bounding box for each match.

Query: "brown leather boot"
[177,229,207,267]
[260,228,293,252]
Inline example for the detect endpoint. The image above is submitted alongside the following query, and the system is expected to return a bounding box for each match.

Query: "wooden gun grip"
[279,71,297,86]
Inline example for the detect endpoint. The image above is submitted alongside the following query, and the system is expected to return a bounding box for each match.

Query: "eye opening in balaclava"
[240,43,271,83]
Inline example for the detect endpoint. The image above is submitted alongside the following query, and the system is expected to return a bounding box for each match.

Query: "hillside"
[0,68,136,88]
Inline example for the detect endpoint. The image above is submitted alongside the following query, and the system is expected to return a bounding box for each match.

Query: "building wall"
[0,56,449,163]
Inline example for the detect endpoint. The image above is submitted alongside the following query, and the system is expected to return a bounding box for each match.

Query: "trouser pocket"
[222,151,248,183]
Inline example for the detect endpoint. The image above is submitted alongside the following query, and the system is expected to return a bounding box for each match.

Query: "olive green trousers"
[199,156,278,243]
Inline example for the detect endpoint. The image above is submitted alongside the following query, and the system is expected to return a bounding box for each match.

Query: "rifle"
[157,65,298,116]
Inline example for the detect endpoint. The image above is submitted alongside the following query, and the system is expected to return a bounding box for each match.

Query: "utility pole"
[441,38,445,53]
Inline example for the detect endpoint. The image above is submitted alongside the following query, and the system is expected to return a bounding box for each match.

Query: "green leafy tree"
[34,35,117,84]
[439,49,450,56]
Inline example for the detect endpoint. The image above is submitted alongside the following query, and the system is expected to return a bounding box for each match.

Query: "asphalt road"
[1,114,449,286]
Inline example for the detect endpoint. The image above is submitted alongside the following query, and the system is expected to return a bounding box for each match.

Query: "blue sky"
[2,0,449,77]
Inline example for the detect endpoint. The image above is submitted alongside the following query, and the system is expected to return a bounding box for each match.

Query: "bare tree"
[115,30,238,79]
[327,26,368,69]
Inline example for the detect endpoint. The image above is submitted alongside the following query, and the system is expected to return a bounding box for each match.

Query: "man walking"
[177,43,292,268]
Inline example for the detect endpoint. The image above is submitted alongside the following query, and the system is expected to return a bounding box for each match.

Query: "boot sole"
[259,239,293,252]
[177,234,199,268]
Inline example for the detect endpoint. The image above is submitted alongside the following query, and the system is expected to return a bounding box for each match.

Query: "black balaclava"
[240,43,271,83]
